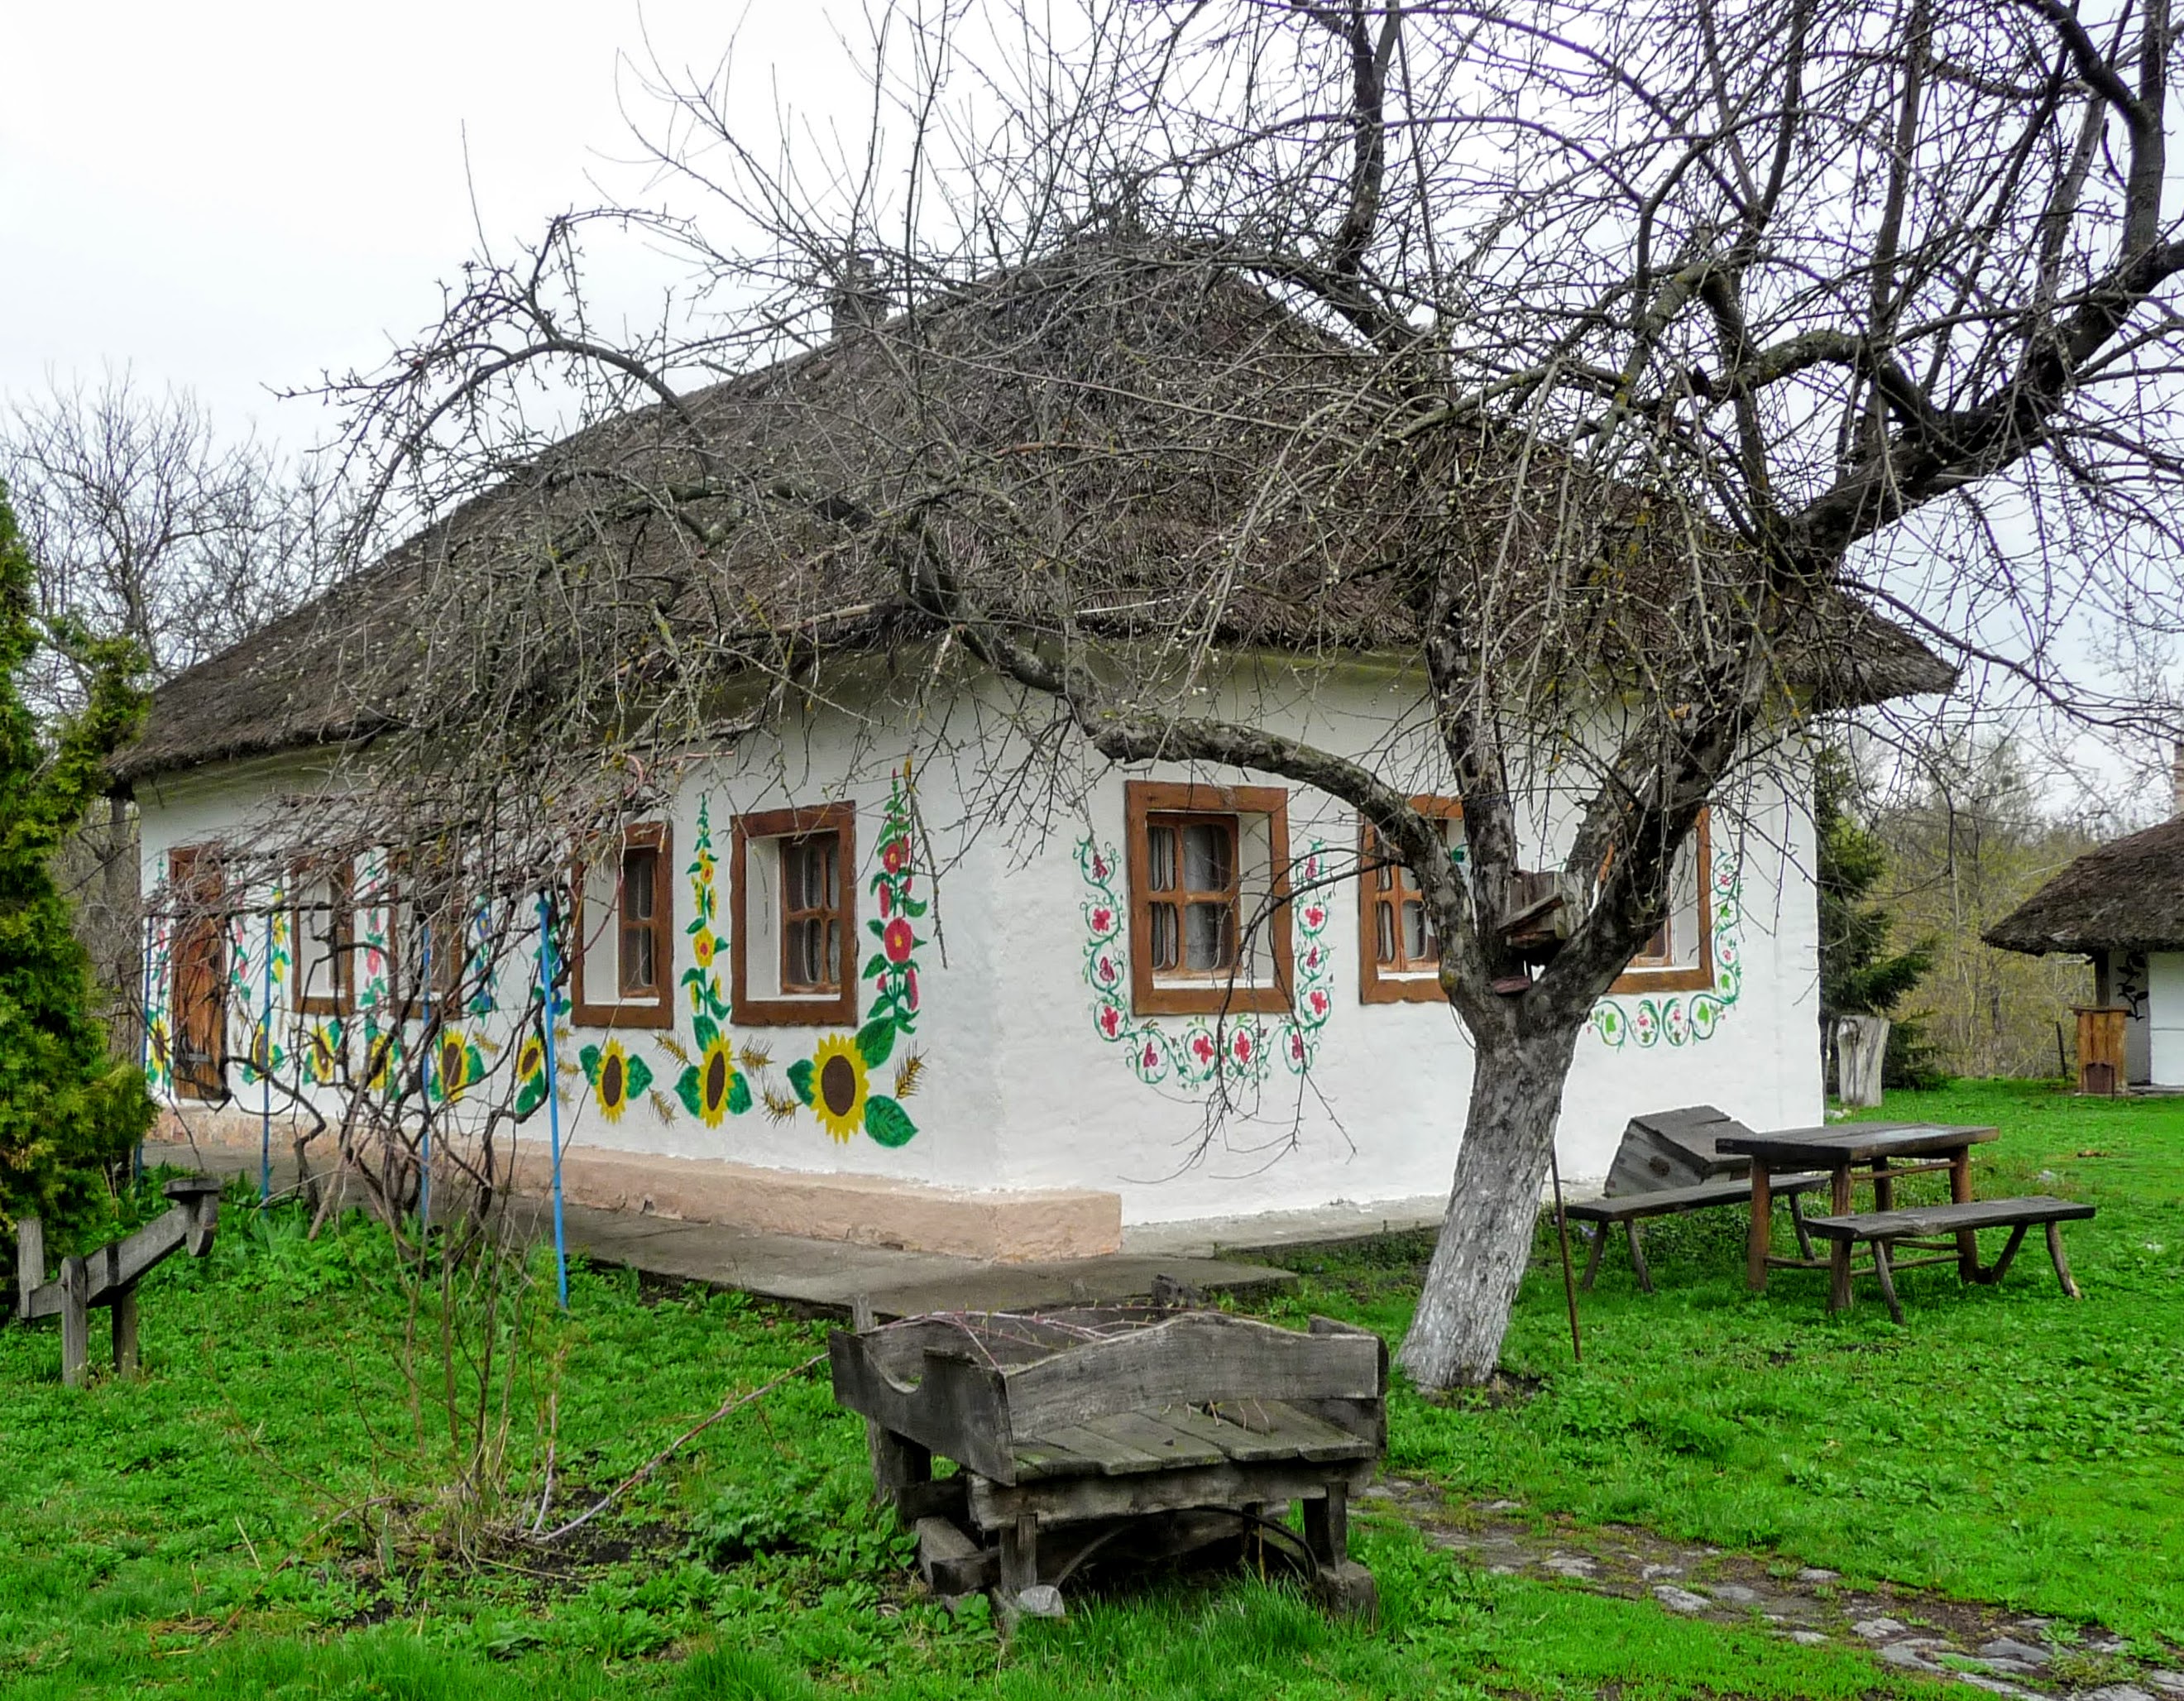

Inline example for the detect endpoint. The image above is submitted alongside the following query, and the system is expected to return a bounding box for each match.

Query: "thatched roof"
[1985,816,2184,956]
[114,244,1956,787]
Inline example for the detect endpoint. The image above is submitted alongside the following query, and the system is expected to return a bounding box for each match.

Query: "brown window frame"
[571,822,675,1030]
[291,856,356,1018]
[1358,797,1465,1006]
[730,803,859,1028]
[1609,809,1714,994]
[1124,781,1294,1018]
[168,844,229,1102]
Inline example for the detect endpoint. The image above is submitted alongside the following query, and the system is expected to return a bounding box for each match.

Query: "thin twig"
[534,1353,825,1545]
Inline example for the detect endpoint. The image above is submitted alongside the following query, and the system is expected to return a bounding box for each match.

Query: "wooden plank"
[1715,1124,1999,1167]
[14,1215,42,1321]
[1074,1410,1226,1470]
[827,1329,1018,1483]
[1028,1421,1175,1476]
[1803,1196,2096,1241]
[1002,1313,1381,1434]
[1138,1402,1303,1464]
[1566,1173,1827,1223]
[970,1456,1374,1532]
[1011,1434,1113,1482]
[915,1515,993,1596]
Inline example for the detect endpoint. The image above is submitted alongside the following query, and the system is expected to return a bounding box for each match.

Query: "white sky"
[0,0,845,441]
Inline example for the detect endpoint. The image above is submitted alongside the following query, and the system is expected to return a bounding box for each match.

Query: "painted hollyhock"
[227,884,291,1086]
[789,764,924,1146]
[1077,836,1334,1090]
[668,798,754,1127]
[1588,850,1744,1049]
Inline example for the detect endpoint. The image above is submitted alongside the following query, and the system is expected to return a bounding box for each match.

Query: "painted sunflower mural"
[582,1037,652,1124]
[662,768,929,1148]
[513,1028,553,1118]
[427,1028,487,1105]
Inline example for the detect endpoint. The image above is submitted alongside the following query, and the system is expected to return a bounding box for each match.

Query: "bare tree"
[2,370,343,714]
[285,0,2184,1385]
[6,371,348,1043]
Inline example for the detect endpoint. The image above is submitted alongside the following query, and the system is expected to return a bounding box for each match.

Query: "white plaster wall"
[2146,951,2184,1087]
[977,666,1823,1222]
[132,661,1823,1226]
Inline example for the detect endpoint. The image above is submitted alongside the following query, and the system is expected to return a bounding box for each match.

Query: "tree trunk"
[1398,1018,1582,1388]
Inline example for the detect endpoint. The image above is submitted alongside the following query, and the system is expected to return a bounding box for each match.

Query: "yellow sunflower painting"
[581,1037,653,1124]
[794,1033,869,1143]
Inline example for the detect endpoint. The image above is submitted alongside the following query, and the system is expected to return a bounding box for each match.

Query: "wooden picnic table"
[1712,1122,1999,1291]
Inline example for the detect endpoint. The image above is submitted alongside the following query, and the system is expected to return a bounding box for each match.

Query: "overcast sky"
[0,0,841,444]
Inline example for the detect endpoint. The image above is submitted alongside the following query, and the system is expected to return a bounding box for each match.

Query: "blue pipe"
[537,894,568,1309]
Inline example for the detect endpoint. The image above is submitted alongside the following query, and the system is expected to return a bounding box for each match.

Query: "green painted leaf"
[579,1043,602,1085]
[675,1065,703,1118]
[693,1013,719,1051]
[902,898,928,918]
[855,1017,896,1069]
[868,918,886,938]
[863,953,888,980]
[728,1072,752,1116]
[625,1054,654,1098]
[787,1057,815,1106]
[515,1074,546,1118]
[863,1095,917,1148]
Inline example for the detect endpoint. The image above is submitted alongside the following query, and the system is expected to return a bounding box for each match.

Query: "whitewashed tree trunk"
[1835,1013,1889,1108]
[1397,1020,1581,1388]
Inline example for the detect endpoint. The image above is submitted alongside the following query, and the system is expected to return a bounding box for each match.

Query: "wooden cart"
[829,1306,1385,1618]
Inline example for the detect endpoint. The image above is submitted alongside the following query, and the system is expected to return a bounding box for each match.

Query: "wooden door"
[168,846,228,1101]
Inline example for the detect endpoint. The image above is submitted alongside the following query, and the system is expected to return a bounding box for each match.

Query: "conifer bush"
[0,477,154,1244]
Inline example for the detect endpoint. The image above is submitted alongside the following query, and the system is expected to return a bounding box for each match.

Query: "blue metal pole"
[136,910,154,1184]
[419,922,433,1230]
[259,905,274,1201]
[537,894,568,1309]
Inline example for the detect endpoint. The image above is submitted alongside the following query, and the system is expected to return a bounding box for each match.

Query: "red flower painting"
[883,917,916,963]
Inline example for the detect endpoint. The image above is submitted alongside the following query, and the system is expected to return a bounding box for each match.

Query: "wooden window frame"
[730,803,858,1028]
[1358,797,1465,1006]
[1609,809,1714,994]
[571,822,675,1030]
[1124,781,1294,1018]
[291,857,355,1018]
[168,844,228,1103]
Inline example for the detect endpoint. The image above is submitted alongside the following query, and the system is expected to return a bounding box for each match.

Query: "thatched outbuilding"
[1985,774,2184,1089]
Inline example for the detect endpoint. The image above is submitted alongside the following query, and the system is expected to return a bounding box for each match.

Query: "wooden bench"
[15,1176,222,1386]
[1799,1195,2096,1324]
[1564,1174,1827,1294]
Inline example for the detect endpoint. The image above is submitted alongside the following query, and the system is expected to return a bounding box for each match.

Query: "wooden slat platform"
[1013,1399,1376,1481]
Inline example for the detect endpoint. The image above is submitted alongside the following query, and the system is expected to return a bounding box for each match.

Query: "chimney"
[828,252,884,339]
[2173,739,2184,820]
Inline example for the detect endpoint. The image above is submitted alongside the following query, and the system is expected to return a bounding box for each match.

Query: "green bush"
[0,476,154,1247]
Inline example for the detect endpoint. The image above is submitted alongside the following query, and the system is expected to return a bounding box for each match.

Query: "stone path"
[1367,1479,2180,1700]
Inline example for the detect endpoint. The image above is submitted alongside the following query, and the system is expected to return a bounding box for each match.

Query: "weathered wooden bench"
[1568,1105,1825,1292]
[831,1306,1384,1622]
[14,1176,223,1387]
[1564,1174,1827,1293]
[1800,1195,2095,1324]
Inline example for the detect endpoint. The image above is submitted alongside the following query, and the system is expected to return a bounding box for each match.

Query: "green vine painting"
[644,764,928,1147]
[1076,836,1334,1090]
[1588,852,1744,1048]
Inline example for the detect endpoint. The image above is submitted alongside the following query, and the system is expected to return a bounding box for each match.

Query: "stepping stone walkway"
[1366,1478,2181,1699]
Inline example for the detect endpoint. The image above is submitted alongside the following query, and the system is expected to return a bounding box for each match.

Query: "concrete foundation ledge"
[151,1109,1123,1262]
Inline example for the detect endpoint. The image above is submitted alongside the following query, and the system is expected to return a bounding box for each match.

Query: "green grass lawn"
[2,1078,2175,1696]
[1270,1080,2184,1646]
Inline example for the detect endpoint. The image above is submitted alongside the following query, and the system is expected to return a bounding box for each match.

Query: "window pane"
[625,848,655,922]
[1375,860,1395,892]
[623,923,655,992]
[824,920,840,982]
[822,842,838,908]
[1375,903,1396,965]
[1403,900,1432,962]
[1147,825,1176,893]
[1181,822,1231,893]
[1148,902,1179,970]
[786,843,812,910]
[1183,900,1235,971]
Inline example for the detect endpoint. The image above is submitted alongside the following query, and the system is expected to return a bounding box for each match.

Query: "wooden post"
[1827,1238,1854,1315]
[1000,1512,1040,1599]
[59,1257,89,1388]
[14,1215,43,1320]
[1746,1162,1774,1290]
[1950,1144,1978,1280]
[113,1285,141,1378]
[2046,1221,2082,1299]
[1835,1014,1889,1107]
[849,1295,930,1512]
[1870,1157,1894,1212]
